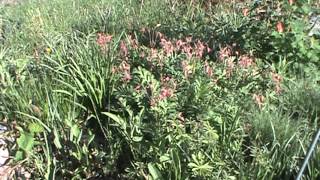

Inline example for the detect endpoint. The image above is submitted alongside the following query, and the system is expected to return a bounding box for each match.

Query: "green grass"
[0,0,319,179]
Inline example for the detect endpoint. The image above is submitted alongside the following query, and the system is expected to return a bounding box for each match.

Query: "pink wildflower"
[272,72,282,84]
[120,61,131,82]
[242,8,249,16]
[139,51,146,58]
[182,44,193,59]
[219,46,233,60]
[271,72,283,94]
[159,87,173,100]
[120,40,128,58]
[149,97,156,107]
[123,71,132,82]
[161,76,171,83]
[276,21,285,33]
[120,61,130,71]
[176,39,186,50]
[134,85,141,93]
[238,55,255,68]
[289,0,294,5]
[160,38,174,55]
[194,40,206,58]
[96,33,112,47]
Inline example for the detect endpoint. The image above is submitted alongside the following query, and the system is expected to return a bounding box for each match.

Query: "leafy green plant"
[1,0,320,179]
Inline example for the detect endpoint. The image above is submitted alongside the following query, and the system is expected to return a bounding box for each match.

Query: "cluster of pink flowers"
[158,35,211,59]
[120,40,129,58]
[159,76,176,100]
[96,33,112,49]
[149,75,177,106]
[238,55,255,69]
[119,61,132,82]
[242,8,250,16]
[218,46,233,60]
[160,38,175,55]
[194,40,208,58]
[271,72,283,94]
[159,87,174,100]
[218,44,257,78]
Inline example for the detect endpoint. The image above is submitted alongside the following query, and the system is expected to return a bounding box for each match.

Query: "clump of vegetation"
[0,0,319,179]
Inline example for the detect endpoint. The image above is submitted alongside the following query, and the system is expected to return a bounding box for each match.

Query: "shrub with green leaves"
[0,0,319,179]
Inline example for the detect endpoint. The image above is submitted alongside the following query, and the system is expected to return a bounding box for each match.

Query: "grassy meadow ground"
[0,0,320,179]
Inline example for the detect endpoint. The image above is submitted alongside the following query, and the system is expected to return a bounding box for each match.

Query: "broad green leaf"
[71,124,80,139]
[28,122,44,133]
[160,154,170,163]
[171,149,181,180]
[53,128,62,149]
[17,132,35,152]
[102,112,126,130]
[14,150,24,161]
[148,163,163,180]
[132,136,143,142]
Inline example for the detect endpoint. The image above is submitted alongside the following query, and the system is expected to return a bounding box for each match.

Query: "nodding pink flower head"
[289,0,294,5]
[271,72,283,94]
[271,72,282,84]
[134,85,141,93]
[139,51,146,58]
[161,76,171,83]
[120,40,128,57]
[120,61,130,71]
[96,33,112,47]
[276,21,285,33]
[195,40,206,58]
[219,46,233,60]
[160,38,174,55]
[176,39,185,50]
[123,71,132,82]
[182,44,193,59]
[238,55,255,68]
[120,61,131,82]
[242,8,249,16]
[159,87,173,100]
